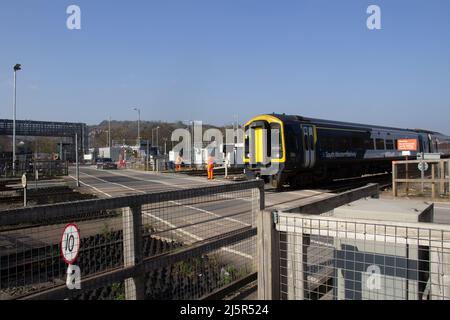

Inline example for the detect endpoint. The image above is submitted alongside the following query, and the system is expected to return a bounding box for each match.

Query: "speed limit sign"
[60,224,81,264]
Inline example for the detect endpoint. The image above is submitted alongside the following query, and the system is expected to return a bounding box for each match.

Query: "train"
[244,114,450,189]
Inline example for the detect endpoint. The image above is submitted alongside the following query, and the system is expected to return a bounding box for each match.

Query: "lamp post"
[108,116,111,147]
[12,64,21,176]
[132,107,141,146]
[156,126,160,149]
[105,130,109,147]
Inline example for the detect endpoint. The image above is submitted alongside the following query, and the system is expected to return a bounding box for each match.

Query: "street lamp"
[132,107,141,146]
[105,130,109,147]
[12,64,21,176]
[156,126,160,149]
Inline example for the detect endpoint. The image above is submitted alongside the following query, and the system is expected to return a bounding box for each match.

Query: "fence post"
[123,205,145,300]
[447,160,450,197]
[257,209,279,300]
[405,158,409,196]
[432,164,436,199]
[440,161,445,195]
[392,161,398,197]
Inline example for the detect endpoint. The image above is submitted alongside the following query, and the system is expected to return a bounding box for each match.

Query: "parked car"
[96,158,118,170]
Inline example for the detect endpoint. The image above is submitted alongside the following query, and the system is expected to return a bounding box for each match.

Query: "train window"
[244,126,250,157]
[375,139,385,150]
[270,123,283,159]
[351,137,364,150]
[304,133,309,151]
[310,135,315,151]
[364,138,374,150]
[337,137,350,152]
[386,139,394,150]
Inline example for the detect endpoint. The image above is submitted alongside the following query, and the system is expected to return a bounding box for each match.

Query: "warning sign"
[397,139,417,151]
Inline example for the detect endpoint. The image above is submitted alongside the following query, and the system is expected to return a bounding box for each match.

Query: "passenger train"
[244,114,450,189]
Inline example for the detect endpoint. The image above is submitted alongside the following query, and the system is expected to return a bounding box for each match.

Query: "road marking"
[69,175,112,198]
[74,169,253,260]
[76,167,253,204]
[125,168,227,183]
[78,171,147,193]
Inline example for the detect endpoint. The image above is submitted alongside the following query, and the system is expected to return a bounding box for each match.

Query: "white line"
[69,175,112,198]
[143,211,203,241]
[171,201,251,227]
[75,169,253,260]
[79,171,146,193]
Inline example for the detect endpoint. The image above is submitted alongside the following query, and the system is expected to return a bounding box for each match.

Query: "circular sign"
[21,174,27,188]
[418,162,429,172]
[60,224,81,264]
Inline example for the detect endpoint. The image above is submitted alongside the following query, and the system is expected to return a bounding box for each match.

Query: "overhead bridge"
[0,119,88,155]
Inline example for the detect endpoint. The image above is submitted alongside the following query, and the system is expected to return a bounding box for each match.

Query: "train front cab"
[244,115,286,186]
[244,115,318,188]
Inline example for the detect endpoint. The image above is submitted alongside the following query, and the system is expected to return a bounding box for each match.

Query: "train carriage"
[244,114,450,189]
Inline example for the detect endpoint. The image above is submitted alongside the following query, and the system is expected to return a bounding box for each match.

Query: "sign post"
[397,139,418,196]
[75,133,80,187]
[21,173,27,207]
[61,224,81,290]
[418,159,429,194]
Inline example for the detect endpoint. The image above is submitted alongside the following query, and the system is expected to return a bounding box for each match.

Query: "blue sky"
[0,0,449,133]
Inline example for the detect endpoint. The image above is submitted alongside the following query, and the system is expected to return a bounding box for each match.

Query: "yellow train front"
[244,114,318,188]
[244,113,450,189]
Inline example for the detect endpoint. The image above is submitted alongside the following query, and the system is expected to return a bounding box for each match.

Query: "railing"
[392,159,450,199]
[0,180,264,300]
[257,184,450,300]
[0,160,68,179]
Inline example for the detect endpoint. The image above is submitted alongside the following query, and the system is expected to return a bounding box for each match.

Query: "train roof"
[270,113,444,136]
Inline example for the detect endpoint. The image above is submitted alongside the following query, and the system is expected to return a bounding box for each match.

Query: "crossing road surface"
[64,166,335,262]
[67,166,335,208]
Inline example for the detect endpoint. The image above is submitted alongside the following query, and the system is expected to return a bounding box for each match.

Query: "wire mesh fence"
[0,180,263,300]
[275,213,450,300]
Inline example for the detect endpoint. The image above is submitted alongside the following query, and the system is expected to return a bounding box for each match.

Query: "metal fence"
[392,159,450,199]
[257,185,450,300]
[0,160,68,178]
[0,180,264,300]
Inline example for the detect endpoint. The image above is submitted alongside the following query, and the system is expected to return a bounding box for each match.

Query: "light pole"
[132,107,141,146]
[108,116,111,147]
[12,64,21,176]
[105,130,109,147]
[156,126,160,149]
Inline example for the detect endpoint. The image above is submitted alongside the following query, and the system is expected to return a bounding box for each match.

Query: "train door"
[302,124,316,169]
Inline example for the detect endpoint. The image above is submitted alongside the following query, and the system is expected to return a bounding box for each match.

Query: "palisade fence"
[0,180,264,300]
[257,184,450,300]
